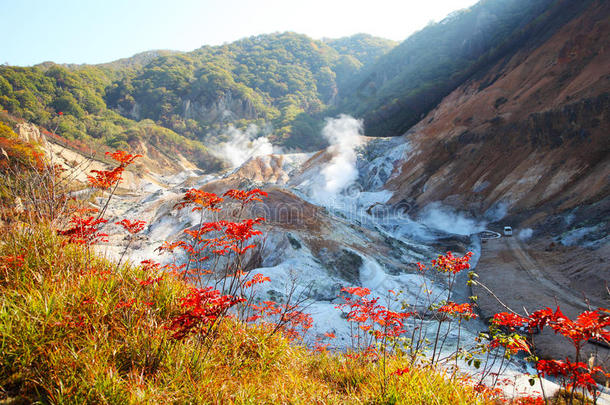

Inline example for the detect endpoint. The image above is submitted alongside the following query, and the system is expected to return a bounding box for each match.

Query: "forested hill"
[105,33,397,149]
[0,0,589,159]
[0,33,395,154]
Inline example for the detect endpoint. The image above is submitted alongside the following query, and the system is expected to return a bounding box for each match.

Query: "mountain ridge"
[2,0,576,151]
[0,32,396,152]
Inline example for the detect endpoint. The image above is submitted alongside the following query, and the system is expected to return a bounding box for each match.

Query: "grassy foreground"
[0,222,497,404]
[2,128,601,404]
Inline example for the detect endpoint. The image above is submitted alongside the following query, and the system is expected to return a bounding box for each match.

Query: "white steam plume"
[518,228,533,240]
[419,202,486,236]
[214,125,275,168]
[312,115,363,202]
[485,201,509,222]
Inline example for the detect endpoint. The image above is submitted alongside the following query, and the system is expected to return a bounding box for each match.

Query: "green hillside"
[104,32,396,149]
[0,33,395,153]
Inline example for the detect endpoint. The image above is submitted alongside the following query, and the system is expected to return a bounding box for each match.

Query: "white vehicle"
[503,226,513,236]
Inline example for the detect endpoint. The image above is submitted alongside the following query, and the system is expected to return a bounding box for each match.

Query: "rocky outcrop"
[183,91,258,124]
[15,123,47,147]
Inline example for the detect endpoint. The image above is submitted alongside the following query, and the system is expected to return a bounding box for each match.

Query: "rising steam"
[419,202,486,236]
[214,125,275,168]
[312,115,363,202]
[518,228,533,240]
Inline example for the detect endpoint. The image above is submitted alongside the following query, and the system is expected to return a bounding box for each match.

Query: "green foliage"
[325,33,397,91]
[1,33,395,153]
[0,62,224,171]
[0,64,114,140]
[52,91,86,118]
[0,76,13,94]
[103,32,395,147]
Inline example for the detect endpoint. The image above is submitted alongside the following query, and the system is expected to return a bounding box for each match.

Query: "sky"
[1,0,479,66]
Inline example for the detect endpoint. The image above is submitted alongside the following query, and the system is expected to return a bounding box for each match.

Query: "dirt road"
[473,235,609,374]
[504,237,595,311]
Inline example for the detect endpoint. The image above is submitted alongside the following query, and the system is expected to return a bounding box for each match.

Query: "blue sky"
[1,0,479,66]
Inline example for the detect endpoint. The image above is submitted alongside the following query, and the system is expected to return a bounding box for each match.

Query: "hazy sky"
[1,0,479,66]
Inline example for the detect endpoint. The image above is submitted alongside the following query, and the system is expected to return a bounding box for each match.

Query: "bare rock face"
[15,122,47,147]
[183,91,257,124]
[386,0,610,226]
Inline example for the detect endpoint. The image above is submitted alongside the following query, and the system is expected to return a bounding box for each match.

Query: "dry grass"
[0,222,499,404]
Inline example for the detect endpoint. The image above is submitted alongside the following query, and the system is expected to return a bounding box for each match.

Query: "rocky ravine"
[71,132,580,398]
[383,0,610,354]
[20,104,606,398]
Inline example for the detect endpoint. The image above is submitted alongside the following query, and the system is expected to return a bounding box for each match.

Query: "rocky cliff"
[385,0,609,237]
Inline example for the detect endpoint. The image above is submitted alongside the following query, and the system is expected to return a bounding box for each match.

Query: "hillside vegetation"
[0,33,395,153]
[1,0,583,154]
[0,65,222,172]
[1,224,503,404]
